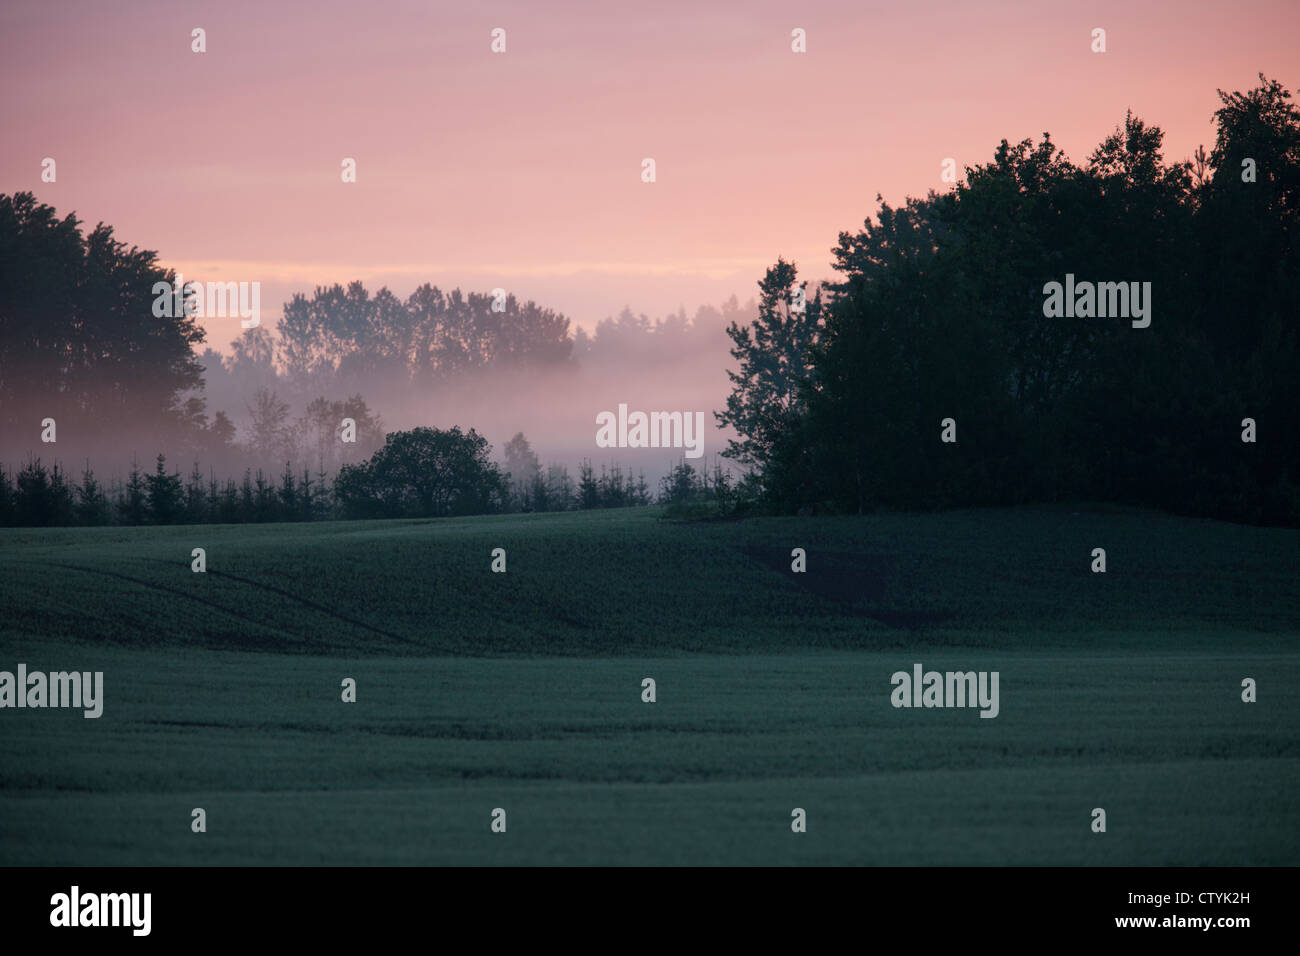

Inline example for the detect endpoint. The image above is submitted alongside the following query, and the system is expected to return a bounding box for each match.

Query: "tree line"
[719,75,1299,526]
[0,428,732,526]
[1,189,749,471]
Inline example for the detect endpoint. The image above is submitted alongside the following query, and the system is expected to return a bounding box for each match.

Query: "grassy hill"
[1,505,1297,864]
[2,504,1294,654]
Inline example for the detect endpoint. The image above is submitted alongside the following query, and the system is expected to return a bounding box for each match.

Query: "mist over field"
[0,274,756,494]
[191,296,755,489]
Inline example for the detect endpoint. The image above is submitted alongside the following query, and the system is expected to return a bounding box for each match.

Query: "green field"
[1,505,1297,864]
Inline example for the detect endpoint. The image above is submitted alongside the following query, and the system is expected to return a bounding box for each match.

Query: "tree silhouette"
[716,257,822,474]
[335,426,506,518]
[0,192,206,457]
[724,76,1300,525]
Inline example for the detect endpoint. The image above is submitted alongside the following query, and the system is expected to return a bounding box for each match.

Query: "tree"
[503,432,541,507]
[217,476,241,524]
[733,78,1300,525]
[253,469,277,522]
[1194,74,1300,524]
[118,458,148,526]
[0,466,12,525]
[13,458,74,526]
[597,464,627,508]
[77,463,110,525]
[716,258,822,473]
[298,394,383,474]
[239,469,255,521]
[529,470,550,512]
[334,426,506,518]
[146,454,184,524]
[277,281,574,392]
[576,461,600,509]
[0,193,207,461]
[659,462,699,507]
[184,461,207,523]
[247,389,295,465]
[278,461,299,519]
[298,469,317,521]
[546,464,575,510]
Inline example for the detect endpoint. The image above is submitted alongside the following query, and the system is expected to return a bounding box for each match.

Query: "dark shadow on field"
[741,547,956,631]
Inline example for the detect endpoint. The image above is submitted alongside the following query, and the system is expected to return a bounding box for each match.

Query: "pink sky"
[2,0,1296,350]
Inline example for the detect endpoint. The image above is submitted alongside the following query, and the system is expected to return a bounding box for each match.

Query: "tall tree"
[716,258,822,473]
[0,193,207,458]
[503,432,541,506]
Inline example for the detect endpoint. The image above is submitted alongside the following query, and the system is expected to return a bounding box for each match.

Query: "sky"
[1,0,1296,352]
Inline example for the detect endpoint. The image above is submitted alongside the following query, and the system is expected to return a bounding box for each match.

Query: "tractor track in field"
[203,568,426,649]
[44,560,429,652]
[133,557,428,650]
[41,561,313,649]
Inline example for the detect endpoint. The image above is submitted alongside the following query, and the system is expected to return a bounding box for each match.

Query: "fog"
[1,293,759,496]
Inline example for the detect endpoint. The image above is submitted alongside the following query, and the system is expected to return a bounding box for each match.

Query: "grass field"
[1,505,1297,864]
